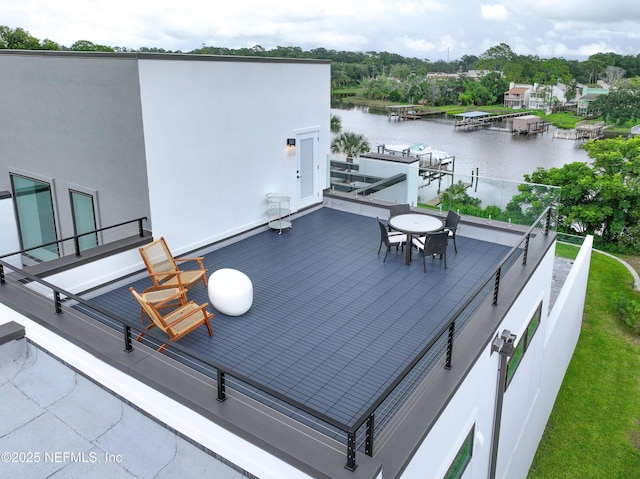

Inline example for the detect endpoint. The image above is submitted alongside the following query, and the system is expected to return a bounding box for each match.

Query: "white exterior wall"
[0,196,21,268]
[499,237,591,478]
[357,158,419,206]
[400,237,591,479]
[137,58,330,254]
[25,249,147,295]
[398,343,498,479]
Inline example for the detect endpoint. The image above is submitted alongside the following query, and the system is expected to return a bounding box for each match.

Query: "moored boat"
[379,143,453,169]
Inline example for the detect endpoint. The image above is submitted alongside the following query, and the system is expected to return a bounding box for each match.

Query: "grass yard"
[528,246,640,478]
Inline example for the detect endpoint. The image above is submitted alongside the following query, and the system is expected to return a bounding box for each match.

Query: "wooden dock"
[387,105,419,120]
[575,120,605,140]
[453,110,532,128]
[386,105,442,120]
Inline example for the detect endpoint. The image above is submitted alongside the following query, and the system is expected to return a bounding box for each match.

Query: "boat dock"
[510,114,550,135]
[553,120,605,141]
[453,110,532,129]
[386,105,442,120]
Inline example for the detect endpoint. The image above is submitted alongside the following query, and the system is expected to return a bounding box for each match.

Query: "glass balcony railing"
[418,172,560,229]
[327,155,560,229]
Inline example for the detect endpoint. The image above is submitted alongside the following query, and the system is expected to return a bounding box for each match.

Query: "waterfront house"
[0,50,591,479]
[503,83,532,109]
[576,86,609,116]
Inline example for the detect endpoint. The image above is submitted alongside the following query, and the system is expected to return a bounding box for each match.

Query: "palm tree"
[330,131,370,163]
[330,114,342,134]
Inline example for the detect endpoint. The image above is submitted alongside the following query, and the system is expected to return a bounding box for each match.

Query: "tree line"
[6,25,640,122]
[4,25,640,251]
[440,136,640,254]
[3,26,640,86]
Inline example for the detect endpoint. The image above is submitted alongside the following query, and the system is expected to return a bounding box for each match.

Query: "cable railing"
[0,217,147,266]
[341,206,553,468]
[0,207,554,471]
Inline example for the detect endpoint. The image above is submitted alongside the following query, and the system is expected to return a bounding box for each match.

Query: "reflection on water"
[331,105,589,183]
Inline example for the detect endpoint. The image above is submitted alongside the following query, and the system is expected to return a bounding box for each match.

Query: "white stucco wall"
[498,236,592,478]
[399,237,591,479]
[357,158,419,206]
[0,196,21,267]
[398,343,498,479]
[137,57,331,254]
[25,249,147,296]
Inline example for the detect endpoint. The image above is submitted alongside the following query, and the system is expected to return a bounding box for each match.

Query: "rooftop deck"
[79,207,512,441]
[0,202,565,476]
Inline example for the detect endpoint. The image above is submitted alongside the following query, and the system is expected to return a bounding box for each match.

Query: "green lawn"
[528,246,640,478]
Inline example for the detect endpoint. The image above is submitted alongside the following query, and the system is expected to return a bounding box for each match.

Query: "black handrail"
[344,206,554,459]
[0,256,354,459]
[0,207,554,471]
[0,216,148,260]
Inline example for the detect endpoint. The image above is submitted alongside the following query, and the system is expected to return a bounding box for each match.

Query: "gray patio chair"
[412,230,448,273]
[444,210,461,253]
[389,203,411,218]
[378,217,405,263]
[387,203,411,233]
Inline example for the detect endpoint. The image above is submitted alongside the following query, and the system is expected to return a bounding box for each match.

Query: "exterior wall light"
[286,138,296,147]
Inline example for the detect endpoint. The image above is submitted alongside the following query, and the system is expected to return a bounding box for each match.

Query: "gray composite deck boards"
[82,208,510,433]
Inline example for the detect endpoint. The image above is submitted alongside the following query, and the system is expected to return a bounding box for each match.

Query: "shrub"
[612,292,640,334]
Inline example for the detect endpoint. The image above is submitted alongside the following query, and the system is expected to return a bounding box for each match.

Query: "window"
[444,426,474,479]
[10,174,59,261]
[70,190,98,251]
[505,301,543,389]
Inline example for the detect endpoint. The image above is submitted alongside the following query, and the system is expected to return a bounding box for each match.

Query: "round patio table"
[389,213,444,264]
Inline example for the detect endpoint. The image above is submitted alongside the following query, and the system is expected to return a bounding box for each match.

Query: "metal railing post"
[0,264,4,284]
[445,321,455,369]
[345,431,357,471]
[217,370,227,401]
[523,234,530,265]
[138,218,145,237]
[365,414,375,457]
[123,325,133,352]
[54,291,62,314]
[545,208,552,235]
[74,236,81,257]
[492,267,501,306]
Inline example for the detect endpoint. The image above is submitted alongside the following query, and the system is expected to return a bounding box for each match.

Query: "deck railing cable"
[0,207,553,471]
[0,216,147,262]
[344,206,554,465]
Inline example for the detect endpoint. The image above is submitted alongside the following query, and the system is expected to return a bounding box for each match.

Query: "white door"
[297,131,319,209]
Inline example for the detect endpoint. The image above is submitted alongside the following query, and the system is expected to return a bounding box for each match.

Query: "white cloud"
[1,0,638,59]
[510,0,640,23]
[481,4,509,21]
[400,36,437,53]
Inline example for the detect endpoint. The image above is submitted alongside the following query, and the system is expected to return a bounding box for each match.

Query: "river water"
[331,105,589,183]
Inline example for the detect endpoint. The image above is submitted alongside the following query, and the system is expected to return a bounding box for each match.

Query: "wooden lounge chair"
[130,287,214,352]
[136,285,188,326]
[139,237,208,291]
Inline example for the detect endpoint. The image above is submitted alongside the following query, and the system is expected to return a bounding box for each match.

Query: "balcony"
[0,202,556,478]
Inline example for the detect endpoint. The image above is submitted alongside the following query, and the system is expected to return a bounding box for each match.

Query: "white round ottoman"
[207,268,253,316]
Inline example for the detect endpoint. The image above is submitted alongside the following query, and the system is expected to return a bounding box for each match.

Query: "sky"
[3,0,640,60]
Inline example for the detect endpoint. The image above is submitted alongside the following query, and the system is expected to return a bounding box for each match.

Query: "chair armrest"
[175,256,205,267]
